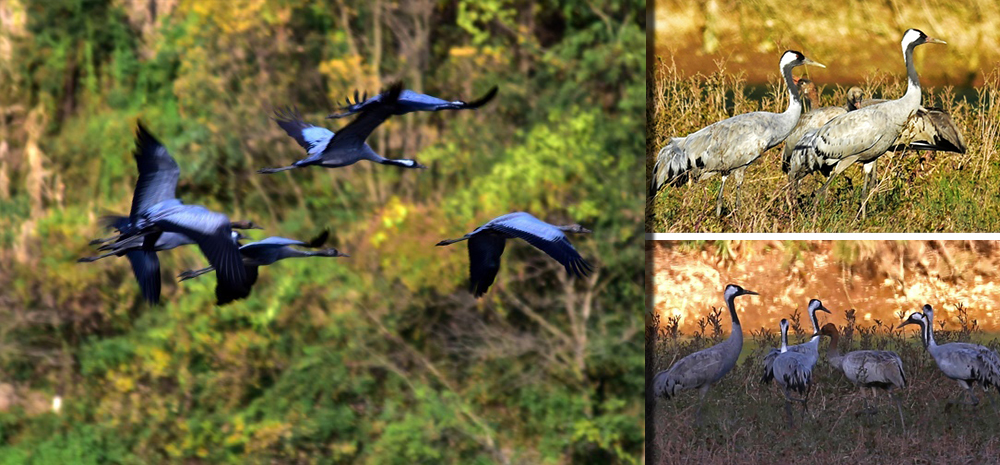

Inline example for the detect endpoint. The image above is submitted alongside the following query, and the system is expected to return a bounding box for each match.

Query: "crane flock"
[649,28,967,216]
[653,284,1000,427]
[80,83,594,305]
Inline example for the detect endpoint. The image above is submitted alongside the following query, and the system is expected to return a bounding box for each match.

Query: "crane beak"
[803,58,826,69]
[925,37,946,45]
[897,320,914,329]
[818,305,831,314]
[742,290,759,296]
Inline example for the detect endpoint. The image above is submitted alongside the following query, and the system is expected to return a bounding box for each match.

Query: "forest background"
[0,0,645,463]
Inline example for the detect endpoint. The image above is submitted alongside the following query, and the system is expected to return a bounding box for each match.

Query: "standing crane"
[898,306,1000,409]
[818,323,907,427]
[653,284,758,424]
[786,29,946,201]
[781,80,863,192]
[762,299,830,382]
[768,318,816,427]
[648,50,826,216]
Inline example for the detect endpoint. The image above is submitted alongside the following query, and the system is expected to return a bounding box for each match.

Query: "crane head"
[902,29,946,52]
[808,299,831,315]
[724,284,759,301]
[781,50,826,71]
[897,311,925,329]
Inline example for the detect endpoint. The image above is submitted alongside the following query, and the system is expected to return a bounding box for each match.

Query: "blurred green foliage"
[0,0,644,462]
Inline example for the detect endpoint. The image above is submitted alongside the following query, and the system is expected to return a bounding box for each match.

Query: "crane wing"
[153,206,251,305]
[487,214,592,278]
[273,108,335,157]
[129,122,180,220]
[802,109,894,161]
[467,232,506,297]
[125,249,161,305]
[325,82,404,154]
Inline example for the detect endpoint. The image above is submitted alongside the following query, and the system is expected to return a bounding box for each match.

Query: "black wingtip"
[465,85,498,109]
[306,230,330,248]
[383,81,404,103]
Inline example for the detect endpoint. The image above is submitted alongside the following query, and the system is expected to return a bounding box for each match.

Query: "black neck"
[726,294,741,328]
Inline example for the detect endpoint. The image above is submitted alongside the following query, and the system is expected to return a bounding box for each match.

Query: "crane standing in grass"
[899,306,1000,410]
[648,50,826,216]
[653,284,758,424]
[768,318,817,427]
[819,323,907,428]
[761,298,830,383]
[787,29,946,202]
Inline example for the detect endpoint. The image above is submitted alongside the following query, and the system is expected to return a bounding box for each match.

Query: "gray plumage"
[761,299,830,383]
[786,29,947,199]
[840,88,965,194]
[435,212,592,298]
[649,50,825,216]
[780,81,863,176]
[653,284,758,423]
[768,318,815,427]
[820,322,906,427]
[899,305,1000,408]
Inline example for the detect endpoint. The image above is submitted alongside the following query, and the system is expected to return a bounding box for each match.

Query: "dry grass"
[647,308,1000,465]
[646,58,1000,232]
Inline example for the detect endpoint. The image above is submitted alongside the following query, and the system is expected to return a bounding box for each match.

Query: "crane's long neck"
[924,312,937,349]
[900,42,922,110]
[725,294,743,345]
[781,62,803,118]
[826,331,843,370]
[780,325,789,353]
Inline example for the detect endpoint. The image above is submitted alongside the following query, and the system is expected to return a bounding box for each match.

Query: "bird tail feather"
[649,138,690,198]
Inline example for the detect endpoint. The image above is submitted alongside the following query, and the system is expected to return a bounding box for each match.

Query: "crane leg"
[732,168,746,214]
[862,161,877,196]
[692,384,711,426]
[783,398,795,428]
[815,156,860,204]
[948,382,979,408]
[715,175,728,217]
[885,389,905,429]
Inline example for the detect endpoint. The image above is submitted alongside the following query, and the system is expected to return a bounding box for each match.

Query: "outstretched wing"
[487,213,592,278]
[130,122,180,220]
[272,107,335,157]
[395,85,499,113]
[467,232,506,297]
[330,85,495,118]
[240,236,307,250]
[125,249,161,305]
[326,82,404,153]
